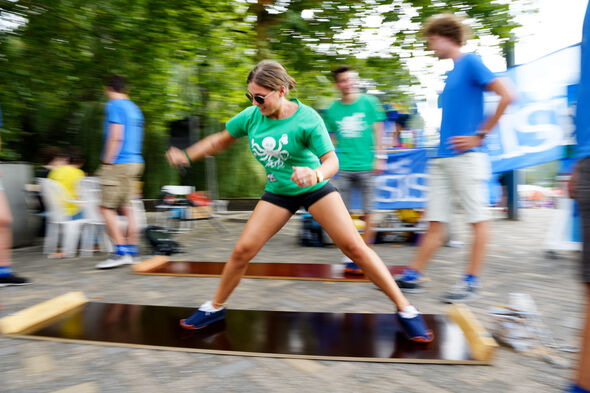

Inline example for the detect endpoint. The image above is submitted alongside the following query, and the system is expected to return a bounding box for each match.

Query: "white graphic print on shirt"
[336,113,366,138]
[251,134,290,168]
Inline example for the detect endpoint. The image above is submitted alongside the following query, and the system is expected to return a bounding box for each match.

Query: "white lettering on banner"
[385,158,412,174]
[491,98,566,162]
[375,173,428,203]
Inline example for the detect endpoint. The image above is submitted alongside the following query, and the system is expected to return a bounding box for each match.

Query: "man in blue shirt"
[96,75,145,269]
[566,3,590,392]
[397,14,514,302]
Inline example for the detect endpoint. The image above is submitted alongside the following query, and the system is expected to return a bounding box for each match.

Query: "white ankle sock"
[399,305,419,318]
[199,300,224,312]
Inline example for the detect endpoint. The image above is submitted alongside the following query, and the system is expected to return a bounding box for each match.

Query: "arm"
[102,123,124,165]
[479,77,516,134]
[166,129,238,167]
[373,121,385,173]
[450,77,516,152]
[291,150,339,188]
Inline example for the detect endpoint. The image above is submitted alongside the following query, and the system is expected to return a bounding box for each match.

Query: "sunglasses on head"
[245,90,276,105]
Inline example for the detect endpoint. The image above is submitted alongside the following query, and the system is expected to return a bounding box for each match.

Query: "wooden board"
[133,257,406,282]
[3,300,489,364]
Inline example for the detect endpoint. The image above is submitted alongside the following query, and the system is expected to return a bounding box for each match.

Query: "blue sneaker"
[441,275,480,303]
[180,302,226,330]
[395,268,424,293]
[396,312,434,343]
[342,255,363,275]
[565,384,590,393]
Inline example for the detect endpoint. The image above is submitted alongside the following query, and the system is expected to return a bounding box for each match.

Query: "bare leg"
[0,190,13,267]
[410,221,445,273]
[363,212,376,245]
[212,201,292,307]
[576,283,590,390]
[308,192,410,311]
[119,205,137,246]
[100,206,125,245]
[467,220,488,276]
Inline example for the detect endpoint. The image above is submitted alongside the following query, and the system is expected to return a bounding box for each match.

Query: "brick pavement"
[0,208,584,392]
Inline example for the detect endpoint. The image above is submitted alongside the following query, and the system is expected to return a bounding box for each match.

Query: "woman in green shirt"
[166,60,432,343]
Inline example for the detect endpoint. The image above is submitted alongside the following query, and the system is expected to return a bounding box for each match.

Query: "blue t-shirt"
[438,53,496,157]
[576,3,590,159]
[102,98,144,164]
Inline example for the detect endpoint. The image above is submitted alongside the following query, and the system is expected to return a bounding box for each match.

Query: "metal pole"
[502,35,519,220]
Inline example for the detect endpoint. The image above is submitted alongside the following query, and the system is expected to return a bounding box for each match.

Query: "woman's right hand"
[166,146,190,167]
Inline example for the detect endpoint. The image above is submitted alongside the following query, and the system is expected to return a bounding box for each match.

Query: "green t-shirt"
[323,94,386,171]
[226,98,334,196]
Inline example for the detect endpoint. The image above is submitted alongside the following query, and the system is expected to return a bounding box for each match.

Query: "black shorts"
[260,182,338,214]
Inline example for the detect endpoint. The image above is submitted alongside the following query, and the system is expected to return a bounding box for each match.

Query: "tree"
[0,0,531,197]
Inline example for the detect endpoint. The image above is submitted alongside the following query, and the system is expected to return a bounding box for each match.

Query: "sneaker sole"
[95,261,128,269]
[440,292,480,304]
[179,316,225,330]
[0,282,31,287]
[343,269,364,276]
[395,280,426,293]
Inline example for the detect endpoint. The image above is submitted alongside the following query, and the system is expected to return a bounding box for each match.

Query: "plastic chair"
[77,177,113,257]
[39,178,89,258]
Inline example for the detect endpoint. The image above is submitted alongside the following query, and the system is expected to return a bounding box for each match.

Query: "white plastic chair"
[77,177,113,257]
[39,178,89,258]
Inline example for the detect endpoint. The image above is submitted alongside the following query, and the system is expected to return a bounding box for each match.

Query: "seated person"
[48,147,86,220]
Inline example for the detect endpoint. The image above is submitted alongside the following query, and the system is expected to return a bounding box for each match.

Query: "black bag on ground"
[144,225,182,255]
[299,213,324,247]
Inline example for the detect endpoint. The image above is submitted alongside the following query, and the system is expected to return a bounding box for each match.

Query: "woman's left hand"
[291,166,316,187]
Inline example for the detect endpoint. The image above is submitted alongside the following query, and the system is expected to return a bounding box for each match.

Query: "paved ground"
[0,207,585,393]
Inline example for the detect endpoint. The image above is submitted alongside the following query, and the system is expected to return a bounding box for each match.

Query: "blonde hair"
[422,13,470,46]
[247,60,296,93]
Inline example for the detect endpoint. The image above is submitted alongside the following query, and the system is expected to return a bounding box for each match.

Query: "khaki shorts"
[425,152,491,224]
[99,163,144,209]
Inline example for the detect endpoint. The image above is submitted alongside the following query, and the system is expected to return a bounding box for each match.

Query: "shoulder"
[326,99,341,112]
[238,105,259,118]
[463,52,486,67]
[297,101,323,121]
[363,94,381,105]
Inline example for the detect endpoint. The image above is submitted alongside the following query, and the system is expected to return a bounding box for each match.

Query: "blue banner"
[372,149,430,209]
[485,44,580,173]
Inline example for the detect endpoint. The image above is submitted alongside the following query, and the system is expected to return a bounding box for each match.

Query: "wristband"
[475,130,487,139]
[375,154,387,160]
[316,170,324,184]
[183,149,193,164]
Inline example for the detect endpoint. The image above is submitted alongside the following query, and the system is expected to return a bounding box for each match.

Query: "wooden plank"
[0,292,87,335]
[6,301,487,364]
[132,255,170,273]
[447,303,498,362]
[133,260,405,282]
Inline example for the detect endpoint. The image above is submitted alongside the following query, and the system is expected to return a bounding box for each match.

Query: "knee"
[230,242,256,267]
[0,214,13,228]
[340,240,367,261]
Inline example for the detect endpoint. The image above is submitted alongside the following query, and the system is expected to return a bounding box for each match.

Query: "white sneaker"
[95,253,134,269]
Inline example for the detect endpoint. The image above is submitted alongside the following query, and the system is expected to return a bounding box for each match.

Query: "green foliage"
[0,0,528,197]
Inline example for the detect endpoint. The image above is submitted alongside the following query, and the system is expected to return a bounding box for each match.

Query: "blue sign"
[486,44,580,173]
[372,149,430,209]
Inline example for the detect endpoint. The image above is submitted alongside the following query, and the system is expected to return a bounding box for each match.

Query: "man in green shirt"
[323,65,387,274]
